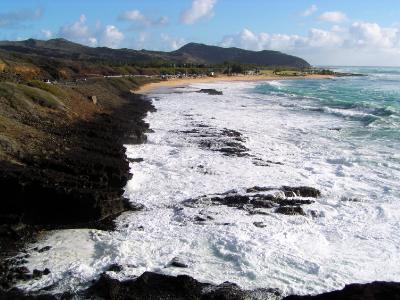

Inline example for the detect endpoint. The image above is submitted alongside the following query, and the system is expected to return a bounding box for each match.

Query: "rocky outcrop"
[1,272,400,300]
[0,92,154,228]
[0,82,155,291]
[197,89,223,95]
[87,272,281,300]
[183,186,319,217]
[284,281,400,300]
[180,123,249,157]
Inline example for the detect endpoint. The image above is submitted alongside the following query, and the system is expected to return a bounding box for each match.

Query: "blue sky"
[1,0,400,65]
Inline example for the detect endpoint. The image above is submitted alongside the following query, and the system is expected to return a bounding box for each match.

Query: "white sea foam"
[18,81,400,296]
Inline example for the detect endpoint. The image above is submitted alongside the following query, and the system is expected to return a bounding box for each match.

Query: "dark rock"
[127,157,144,163]
[341,197,362,202]
[0,93,154,229]
[283,281,400,300]
[124,200,145,211]
[194,216,207,222]
[197,89,223,95]
[0,92,155,291]
[253,222,267,228]
[106,264,123,272]
[32,269,43,279]
[282,186,321,198]
[43,268,50,275]
[218,195,250,207]
[246,186,274,193]
[12,266,30,274]
[279,199,314,206]
[87,271,281,300]
[37,246,51,253]
[275,206,305,215]
[251,199,277,209]
[169,257,188,268]
[185,186,316,216]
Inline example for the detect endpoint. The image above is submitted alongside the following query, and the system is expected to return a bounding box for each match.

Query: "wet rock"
[87,271,281,300]
[197,89,223,95]
[32,268,50,279]
[246,186,274,193]
[12,266,30,274]
[275,206,305,215]
[194,216,207,222]
[279,199,314,206]
[252,159,284,167]
[253,222,267,228]
[181,129,200,134]
[169,257,188,268]
[13,266,32,281]
[283,281,400,300]
[282,186,321,198]
[43,268,50,275]
[183,124,249,157]
[124,201,145,211]
[251,199,277,209]
[217,195,250,207]
[341,197,362,202]
[185,186,317,217]
[37,246,51,253]
[127,157,144,163]
[106,264,123,273]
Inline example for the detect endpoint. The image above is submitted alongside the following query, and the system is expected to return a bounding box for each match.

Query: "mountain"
[0,39,310,69]
[173,43,310,68]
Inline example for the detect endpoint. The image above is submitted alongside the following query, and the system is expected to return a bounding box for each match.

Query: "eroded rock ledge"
[183,186,321,217]
[0,87,155,290]
[2,272,399,300]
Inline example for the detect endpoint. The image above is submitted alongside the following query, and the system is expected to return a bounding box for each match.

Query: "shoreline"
[2,78,400,300]
[0,78,156,292]
[135,74,334,94]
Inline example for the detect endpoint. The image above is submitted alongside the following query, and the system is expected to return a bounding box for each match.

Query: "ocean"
[20,67,400,296]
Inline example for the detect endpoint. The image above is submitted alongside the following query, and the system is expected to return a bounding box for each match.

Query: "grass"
[0,82,65,111]
[20,85,65,109]
[27,80,66,98]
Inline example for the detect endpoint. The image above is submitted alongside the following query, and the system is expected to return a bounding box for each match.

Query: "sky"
[1,0,400,66]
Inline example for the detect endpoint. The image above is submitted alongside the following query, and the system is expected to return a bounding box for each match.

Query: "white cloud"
[41,29,52,39]
[221,28,303,51]
[181,0,217,25]
[119,10,168,27]
[219,23,400,66]
[161,34,186,50]
[58,15,124,48]
[318,11,347,23]
[302,5,317,17]
[59,14,93,45]
[100,25,124,48]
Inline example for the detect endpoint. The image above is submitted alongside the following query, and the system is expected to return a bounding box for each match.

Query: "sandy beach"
[135,74,334,94]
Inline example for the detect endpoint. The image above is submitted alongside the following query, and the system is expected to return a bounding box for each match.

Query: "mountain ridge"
[0,38,310,68]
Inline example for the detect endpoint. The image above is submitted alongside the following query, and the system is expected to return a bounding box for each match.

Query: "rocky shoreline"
[1,85,400,299]
[0,78,155,292]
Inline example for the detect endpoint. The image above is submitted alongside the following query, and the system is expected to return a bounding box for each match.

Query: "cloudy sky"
[1,0,400,66]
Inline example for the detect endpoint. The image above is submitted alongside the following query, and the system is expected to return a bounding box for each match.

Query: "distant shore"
[135,74,334,94]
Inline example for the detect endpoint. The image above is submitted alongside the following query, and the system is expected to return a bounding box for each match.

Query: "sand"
[135,74,334,94]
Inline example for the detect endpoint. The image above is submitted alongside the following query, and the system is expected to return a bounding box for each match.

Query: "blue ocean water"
[254,67,400,147]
